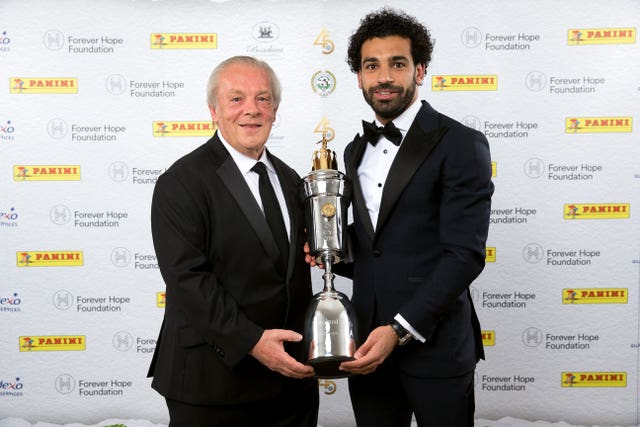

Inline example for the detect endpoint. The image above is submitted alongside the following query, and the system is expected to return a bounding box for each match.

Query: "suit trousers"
[166,380,319,427]
[348,358,475,427]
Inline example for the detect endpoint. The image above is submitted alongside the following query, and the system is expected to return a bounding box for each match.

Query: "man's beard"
[362,81,417,120]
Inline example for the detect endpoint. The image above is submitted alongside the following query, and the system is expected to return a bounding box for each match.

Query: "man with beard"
[311,8,494,427]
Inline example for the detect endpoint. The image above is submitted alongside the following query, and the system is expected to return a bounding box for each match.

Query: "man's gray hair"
[206,55,281,109]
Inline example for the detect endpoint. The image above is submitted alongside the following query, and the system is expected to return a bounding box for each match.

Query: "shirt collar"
[217,131,275,175]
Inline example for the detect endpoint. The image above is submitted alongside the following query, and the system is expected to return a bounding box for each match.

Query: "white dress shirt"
[358,100,422,231]
[218,134,291,240]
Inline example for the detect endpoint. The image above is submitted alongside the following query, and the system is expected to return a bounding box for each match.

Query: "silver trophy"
[301,135,357,378]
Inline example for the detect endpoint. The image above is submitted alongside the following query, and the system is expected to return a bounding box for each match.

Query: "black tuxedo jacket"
[342,101,494,377]
[147,134,314,405]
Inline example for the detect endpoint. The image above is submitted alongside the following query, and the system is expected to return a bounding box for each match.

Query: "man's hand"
[304,241,324,268]
[249,329,315,379]
[339,325,398,375]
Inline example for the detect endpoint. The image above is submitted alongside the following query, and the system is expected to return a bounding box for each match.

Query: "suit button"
[373,249,381,257]
[215,347,225,357]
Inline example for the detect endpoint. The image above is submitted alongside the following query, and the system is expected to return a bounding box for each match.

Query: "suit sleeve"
[401,127,494,339]
[151,171,263,368]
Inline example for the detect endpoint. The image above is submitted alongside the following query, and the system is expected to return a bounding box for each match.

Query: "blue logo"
[0,377,24,397]
[0,31,10,52]
[0,207,18,228]
[0,120,15,141]
[0,292,21,312]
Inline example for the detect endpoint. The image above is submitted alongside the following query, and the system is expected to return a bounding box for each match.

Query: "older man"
[148,56,318,427]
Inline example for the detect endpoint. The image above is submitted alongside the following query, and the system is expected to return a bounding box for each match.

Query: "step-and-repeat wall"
[1,0,639,426]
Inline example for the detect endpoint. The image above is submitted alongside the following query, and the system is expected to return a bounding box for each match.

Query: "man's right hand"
[249,329,315,379]
[303,242,324,268]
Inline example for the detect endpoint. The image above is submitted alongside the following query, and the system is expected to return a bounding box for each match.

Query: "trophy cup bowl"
[301,137,358,379]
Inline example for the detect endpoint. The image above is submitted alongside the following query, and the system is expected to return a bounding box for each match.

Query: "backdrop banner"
[1,1,638,426]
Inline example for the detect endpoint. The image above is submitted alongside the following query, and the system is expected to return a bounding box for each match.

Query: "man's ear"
[208,104,217,122]
[415,63,426,86]
[357,72,363,90]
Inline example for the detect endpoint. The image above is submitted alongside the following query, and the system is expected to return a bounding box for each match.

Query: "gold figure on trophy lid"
[312,132,338,171]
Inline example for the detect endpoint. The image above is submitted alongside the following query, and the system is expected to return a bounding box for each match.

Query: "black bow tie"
[361,120,403,146]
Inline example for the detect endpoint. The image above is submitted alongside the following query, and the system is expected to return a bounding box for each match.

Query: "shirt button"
[377,183,382,187]
[383,149,388,154]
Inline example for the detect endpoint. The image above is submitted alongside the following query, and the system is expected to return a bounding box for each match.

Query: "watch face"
[398,334,411,346]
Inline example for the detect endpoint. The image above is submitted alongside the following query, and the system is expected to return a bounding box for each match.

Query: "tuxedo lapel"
[213,139,281,261]
[376,102,449,236]
[347,135,375,241]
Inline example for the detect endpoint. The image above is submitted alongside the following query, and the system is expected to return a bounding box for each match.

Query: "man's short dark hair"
[347,7,434,73]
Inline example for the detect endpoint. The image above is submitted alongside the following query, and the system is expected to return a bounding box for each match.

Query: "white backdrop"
[1,0,639,426]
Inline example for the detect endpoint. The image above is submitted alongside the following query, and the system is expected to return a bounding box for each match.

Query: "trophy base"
[307,355,355,379]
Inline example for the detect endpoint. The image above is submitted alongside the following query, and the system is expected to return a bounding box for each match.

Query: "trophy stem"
[321,255,335,293]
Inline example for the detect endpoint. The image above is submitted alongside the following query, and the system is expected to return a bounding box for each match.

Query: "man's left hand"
[338,325,397,375]
[249,329,316,379]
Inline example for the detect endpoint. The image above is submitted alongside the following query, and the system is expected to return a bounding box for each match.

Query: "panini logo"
[156,292,166,308]
[14,165,80,181]
[19,335,85,352]
[485,247,496,262]
[568,28,636,45]
[563,288,627,304]
[432,75,498,91]
[562,372,626,388]
[481,330,495,346]
[153,121,215,137]
[17,251,83,267]
[10,77,77,94]
[491,162,497,178]
[566,117,632,133]
[151,33,217,49]
[564,203,630,220]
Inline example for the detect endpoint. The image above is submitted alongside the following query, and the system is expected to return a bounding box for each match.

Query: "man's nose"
[377,65,394,83]
[245,98,261,116]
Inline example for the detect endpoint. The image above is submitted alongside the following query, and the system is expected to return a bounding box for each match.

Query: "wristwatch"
[389,319,413,346]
